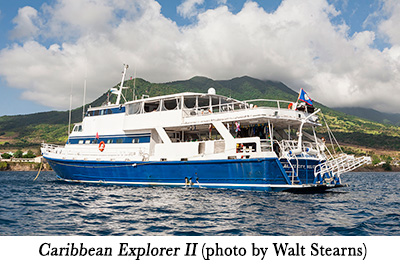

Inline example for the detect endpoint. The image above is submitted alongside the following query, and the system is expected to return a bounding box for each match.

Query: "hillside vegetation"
[1,76,400,155]
[335,107,400,126]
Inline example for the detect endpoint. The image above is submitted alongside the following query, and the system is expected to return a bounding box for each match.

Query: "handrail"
[182,98,295,118]
[243,99,293,108]
[314,154,371,180]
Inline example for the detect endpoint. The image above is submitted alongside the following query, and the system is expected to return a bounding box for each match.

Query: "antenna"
[68,73,73,141]
[115,64,129,105]
[82,59,87,120]
[133,65,137,100]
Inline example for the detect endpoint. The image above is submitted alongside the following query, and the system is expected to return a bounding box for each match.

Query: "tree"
[1,153,12,159]
[371,155,381,165]
[0,161,8,170]
[23,150,36,158]
[382,156,393,171]
[14,150,23,158]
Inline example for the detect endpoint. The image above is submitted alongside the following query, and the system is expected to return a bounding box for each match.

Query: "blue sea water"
[0,171,399,236]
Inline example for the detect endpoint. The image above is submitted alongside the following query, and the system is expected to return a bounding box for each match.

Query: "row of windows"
[86,106,126,117]
[126,95,240,115]
[67,136,149,145]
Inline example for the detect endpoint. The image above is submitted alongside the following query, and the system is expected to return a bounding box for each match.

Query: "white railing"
[314,154,372,180]
[41,143,64,153]
[244,99,293,110]
[285,153,299,185]
[182,99,294,118]
[279,140,323,158]
[41,143,148,161]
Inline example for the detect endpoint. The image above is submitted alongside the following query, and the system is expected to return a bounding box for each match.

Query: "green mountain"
[335,107,400,126]
[2,76,400,152]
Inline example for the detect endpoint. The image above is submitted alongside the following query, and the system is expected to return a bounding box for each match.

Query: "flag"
[235,121,241,132]
[298,88,313,106]
[96,132,99,139]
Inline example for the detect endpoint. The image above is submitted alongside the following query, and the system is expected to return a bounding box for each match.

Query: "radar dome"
[208,88,216,95]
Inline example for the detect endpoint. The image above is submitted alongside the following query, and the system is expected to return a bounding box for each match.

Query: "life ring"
[99,141,105,152]
[288,103,293,109]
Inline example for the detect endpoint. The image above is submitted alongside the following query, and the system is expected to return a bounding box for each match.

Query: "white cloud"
[10,6,40,40]
[177,0,204,19]
[378,0,400,46]
[1,0,400,113]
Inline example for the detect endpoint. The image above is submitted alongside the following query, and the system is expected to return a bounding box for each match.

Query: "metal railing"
[182,99,294,117]
[279,140,322,157]
[41,143,147,161]
[314,154,372,180]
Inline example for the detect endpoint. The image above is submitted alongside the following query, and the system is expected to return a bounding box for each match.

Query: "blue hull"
[280,158,322,184]
[44,157,299,191]
[44,156,341,192]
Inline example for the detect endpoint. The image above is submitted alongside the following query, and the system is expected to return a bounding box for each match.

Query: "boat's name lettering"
[37,242,367,261]
[283,164,315,169]
[39,243,112,256]
[118,243,180,260]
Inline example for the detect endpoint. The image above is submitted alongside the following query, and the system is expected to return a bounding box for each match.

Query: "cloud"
[378,0,400,46]
[1,0,400,113]
[10,6,40,40]
[177,0,204,19]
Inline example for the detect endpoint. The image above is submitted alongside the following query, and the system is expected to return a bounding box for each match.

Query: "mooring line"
[33,162,43,181]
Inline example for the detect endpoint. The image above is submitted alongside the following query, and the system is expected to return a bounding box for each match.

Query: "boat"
[41,65,371,192]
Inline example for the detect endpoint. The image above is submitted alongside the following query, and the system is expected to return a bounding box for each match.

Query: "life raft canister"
[99,141,105,152]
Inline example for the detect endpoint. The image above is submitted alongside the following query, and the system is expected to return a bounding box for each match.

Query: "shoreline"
[0,161,52,171]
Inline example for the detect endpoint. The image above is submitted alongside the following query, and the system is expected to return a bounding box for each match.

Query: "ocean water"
[0,171,399,236]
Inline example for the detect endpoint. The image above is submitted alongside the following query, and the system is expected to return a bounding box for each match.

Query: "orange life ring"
[99,141,105,152]
[288,103,293,109]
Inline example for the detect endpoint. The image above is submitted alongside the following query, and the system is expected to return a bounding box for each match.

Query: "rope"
[321,113,343,155]
[33,161,43,181]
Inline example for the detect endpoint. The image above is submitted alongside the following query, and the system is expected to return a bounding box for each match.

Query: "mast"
[133,65,137,100]
[82,77,87,120]
[115,64,129,105]
[82,61,87,120]
[297,109,321,150]
[68,74,73,142]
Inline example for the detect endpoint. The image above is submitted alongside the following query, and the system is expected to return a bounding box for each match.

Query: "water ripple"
[1,171,400,235]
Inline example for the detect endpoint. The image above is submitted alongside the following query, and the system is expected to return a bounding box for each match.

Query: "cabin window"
[85,140,91,144]
[73,125,83,132]
[197,96,209,108]
[132,138,140,143]
[94,110,100,116]
[163,98,179,110]
[127,102,142,115]
[116,139,123,143]
[144,100,160,112]
[183,96,196,109]
[107,139,113,144]
[78,140,84,144]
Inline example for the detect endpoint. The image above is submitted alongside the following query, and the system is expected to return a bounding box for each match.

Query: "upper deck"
[120,91,320,131]
[80,90,320,136]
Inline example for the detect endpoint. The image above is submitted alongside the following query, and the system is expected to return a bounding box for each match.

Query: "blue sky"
[0,0,399,116]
